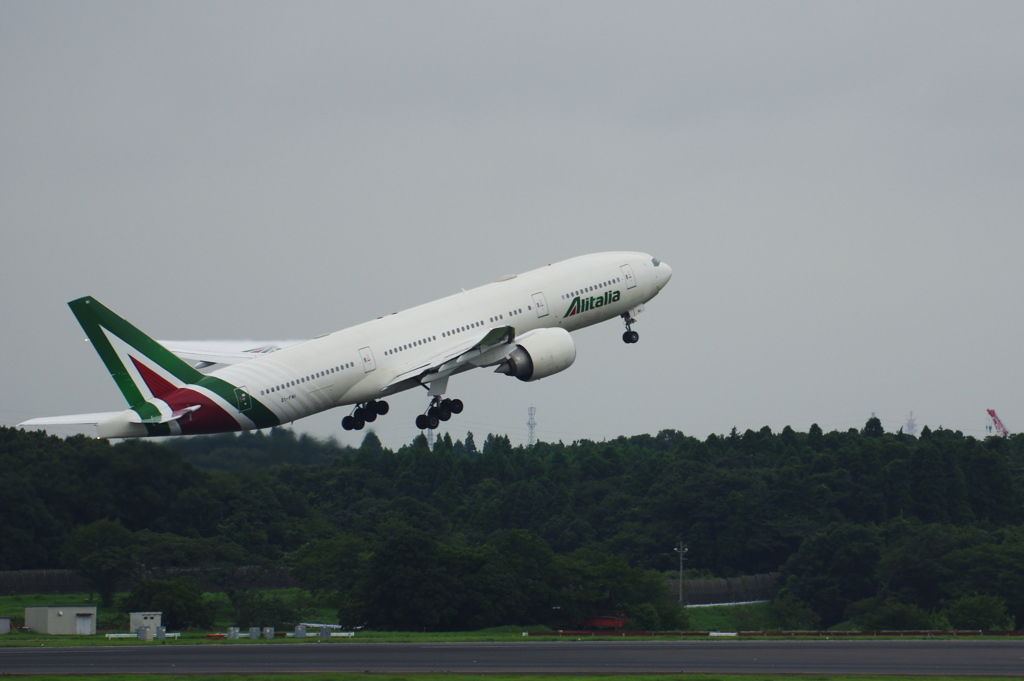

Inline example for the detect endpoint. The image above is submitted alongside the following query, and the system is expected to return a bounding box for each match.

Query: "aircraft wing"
[159,340,306,369]
[383,325,519,390]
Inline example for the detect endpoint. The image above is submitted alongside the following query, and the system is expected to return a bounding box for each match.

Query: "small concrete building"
[0,616,12,634]
[130,612,162,633]
[25,606,97,635]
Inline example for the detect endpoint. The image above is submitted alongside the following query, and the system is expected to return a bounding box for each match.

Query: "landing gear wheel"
[352,406,375,423]
[375,400,390,416]
[351,417,365,430]
[342,415,355,430]
[621,312,639,344]
[418,396,462,428]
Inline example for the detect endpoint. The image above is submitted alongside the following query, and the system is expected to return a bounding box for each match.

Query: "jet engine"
[494,327,576,382]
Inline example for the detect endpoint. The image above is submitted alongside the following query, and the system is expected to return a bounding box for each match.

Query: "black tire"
[450,399,464,414]
[438,407,452,421]
[415,414,429,430]
[352,417,365,430]
[623,331,632,343]
[427,415,440,429]
[375,400,390,416]
[364,410,377,422]
[427,406,439,418]
[341,415,354,430]
[630,331,640,343]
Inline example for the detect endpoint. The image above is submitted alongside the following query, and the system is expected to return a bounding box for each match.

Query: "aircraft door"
[620,264,637,289]
[359,347,377,373]
[532,292,549,318]
[234,387,253,412]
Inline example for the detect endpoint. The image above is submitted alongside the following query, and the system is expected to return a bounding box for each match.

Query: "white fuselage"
[209,251,671,427]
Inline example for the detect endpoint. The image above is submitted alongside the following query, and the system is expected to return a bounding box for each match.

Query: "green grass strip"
[3,674,1006,681]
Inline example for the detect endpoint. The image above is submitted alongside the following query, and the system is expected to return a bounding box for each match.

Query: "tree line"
[2,419,1023,630]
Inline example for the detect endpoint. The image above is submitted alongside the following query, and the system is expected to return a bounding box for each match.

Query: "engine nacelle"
[494,327,576,382]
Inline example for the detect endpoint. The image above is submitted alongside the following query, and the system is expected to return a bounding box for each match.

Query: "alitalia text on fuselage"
[565,289,621,317]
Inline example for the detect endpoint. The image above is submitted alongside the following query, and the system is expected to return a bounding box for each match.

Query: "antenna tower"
[905,411,917,437]
[527,406,537,446]
[987,409,1010,437]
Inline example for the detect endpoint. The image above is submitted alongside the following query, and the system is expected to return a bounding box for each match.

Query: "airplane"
[19,252,672,438]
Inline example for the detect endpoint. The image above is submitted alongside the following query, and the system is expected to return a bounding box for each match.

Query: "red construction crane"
[987,409,1010,437]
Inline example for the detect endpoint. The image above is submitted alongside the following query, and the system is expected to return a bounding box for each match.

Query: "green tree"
[227,588,304,629]
[847,597,937,630]
[944,594,1015,630]
[780,523,883,628]
[62,519,137,606]
[863,417,884,438]
[478,530,557,625]
[348,519,460,630]
[769,592,820,630]
[120,578,215,630]
[291,534,370,597]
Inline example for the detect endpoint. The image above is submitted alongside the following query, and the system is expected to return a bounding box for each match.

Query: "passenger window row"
[561,277,621,300]
[386,334,439,356]
[259,361,356,396]
[385,306,529,359]
[442,320,485,339]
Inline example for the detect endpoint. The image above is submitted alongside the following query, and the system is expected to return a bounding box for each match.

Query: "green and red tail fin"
[69,296,205,409]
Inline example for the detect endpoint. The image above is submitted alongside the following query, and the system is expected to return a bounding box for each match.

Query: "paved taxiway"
[3,640,1024,675]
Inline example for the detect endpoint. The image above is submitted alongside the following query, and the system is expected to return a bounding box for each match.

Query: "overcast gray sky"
[3,1,1022,449]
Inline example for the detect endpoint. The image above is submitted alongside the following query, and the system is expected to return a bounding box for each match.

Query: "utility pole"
[674,542,688,604]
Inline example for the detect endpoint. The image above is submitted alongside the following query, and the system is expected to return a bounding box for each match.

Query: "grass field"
[2,674,1005,681]
[0,589,774,638]
[1,591,1006,647]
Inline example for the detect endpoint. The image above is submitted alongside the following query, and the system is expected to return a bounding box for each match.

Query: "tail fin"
[69,297,204,408]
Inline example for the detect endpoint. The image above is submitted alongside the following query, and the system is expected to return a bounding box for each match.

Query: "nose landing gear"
[342,400,389,430]
[622,312,639,344]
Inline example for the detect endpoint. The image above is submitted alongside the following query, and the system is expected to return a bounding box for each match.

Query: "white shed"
[24,606,97,635]
[130,611,162,633]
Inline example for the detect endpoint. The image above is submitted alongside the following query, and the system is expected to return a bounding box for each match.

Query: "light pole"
[674,543,688,604]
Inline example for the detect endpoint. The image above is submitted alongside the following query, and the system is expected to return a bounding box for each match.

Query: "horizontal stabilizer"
[128,405,201,425]
[19,412,123,428]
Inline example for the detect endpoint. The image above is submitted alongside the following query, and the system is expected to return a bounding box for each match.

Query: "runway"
[3,639,1024,676]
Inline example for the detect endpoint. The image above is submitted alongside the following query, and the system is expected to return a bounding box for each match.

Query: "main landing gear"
[622,312,639,344]
[341,400,389,430]
[415,396,464,430]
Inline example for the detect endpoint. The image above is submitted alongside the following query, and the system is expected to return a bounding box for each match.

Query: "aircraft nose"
[655,259,672,288]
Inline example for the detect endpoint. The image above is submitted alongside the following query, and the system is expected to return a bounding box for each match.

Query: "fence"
[670,572,780,605]
[0,567,295,595]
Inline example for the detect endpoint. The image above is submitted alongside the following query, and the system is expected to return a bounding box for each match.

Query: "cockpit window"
[652,257,661,266]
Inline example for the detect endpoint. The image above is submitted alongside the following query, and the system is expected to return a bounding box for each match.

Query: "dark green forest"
[2,419,1023,631]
